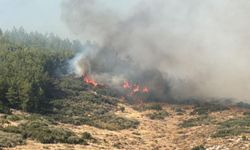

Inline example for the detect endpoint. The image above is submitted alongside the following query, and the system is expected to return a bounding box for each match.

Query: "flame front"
[83,74,98,87]
[142,87,149,93]
[122,80,150,95]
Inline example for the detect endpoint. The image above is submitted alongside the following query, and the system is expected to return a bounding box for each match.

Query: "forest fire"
[123,80,150,95]
[82,74,150,98]
[83,74,98,87]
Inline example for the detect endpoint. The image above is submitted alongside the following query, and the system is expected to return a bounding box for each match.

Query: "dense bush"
[0,101,10,114]
[0,131,25,148]
[146,111,169,120]
[180,115,214,128]
[133,103,163,112]
[213,115,250,137]
[144,104,163,111]
[48,91,139,130]
[191,145,206,150]
[3,120,90,144]
[191,103,228,115]
[235,102,250,109]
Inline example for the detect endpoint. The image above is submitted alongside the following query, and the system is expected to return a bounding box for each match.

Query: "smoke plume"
[61,0,250,102]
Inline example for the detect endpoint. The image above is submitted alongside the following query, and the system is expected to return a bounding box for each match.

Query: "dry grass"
[2,104,250,150]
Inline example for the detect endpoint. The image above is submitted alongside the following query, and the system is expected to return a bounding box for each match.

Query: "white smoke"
[62,0,250,102]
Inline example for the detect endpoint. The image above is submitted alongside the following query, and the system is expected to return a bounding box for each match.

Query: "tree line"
[0,27,82,112]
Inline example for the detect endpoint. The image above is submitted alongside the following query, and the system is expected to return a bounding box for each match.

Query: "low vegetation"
[235,102,250,109]
[0,131,25,148]
[133,103,163,112]
[3,120,91,144]
[146,111,169,120]
[213,115,250,138]
[180,115,214,128]
[48,90,139,130]
[191,102,229,115]
[191,145,206,150]
[174,107,186,115]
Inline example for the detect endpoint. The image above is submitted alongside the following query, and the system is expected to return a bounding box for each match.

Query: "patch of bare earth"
[5,104,250,150]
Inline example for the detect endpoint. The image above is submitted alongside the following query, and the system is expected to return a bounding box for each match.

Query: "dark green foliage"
[3,120,89,144]
[0,131,25,148]
[213,115,250,137]
[180,115,214,128]
[235,102,250,109]
[133,103,163,112]
[6,114,22,121]
[191,145,206,150]
[0,27,78,112]
[191,103,228,115]
[144,104,162,111]
[0,101,10,114]
[81,132,93,140]
[4,113,56,125]
[146,111,169,120]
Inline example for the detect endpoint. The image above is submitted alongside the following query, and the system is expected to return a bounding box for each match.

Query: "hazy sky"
[0,0,138,39]
[0,0,73,38]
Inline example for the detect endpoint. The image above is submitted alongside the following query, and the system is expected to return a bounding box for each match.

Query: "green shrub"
[81,132,92,140]
[6,115,22,121]
[213,115,250,138]
[191,145,206,150]
[4,120,89,144]
[180,115,214,128]
[242,135,248,141]
[0,102,11,114]
[120,106,125,112]
[191,103,228,115]
[175,108,185,113]
[174,107,185,115]
[133,103,163,112]
[67,136,86,144]
[144,104,162,111]
[47,92,139,130]
[235,102,250,109]
[146,111,169,120]
[0,131,25,148]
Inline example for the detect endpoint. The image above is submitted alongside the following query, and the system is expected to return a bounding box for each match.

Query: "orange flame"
[83,74,98,87]
[122,80,150,95]
[123,80,131,89]
[133,85,140,93]
[142,87,149,93]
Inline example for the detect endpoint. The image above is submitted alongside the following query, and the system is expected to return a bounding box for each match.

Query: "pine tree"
[6,87,19,108]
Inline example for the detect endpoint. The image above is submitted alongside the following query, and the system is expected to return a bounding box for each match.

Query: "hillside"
[1,28,250,150]
[1,98,250,150]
